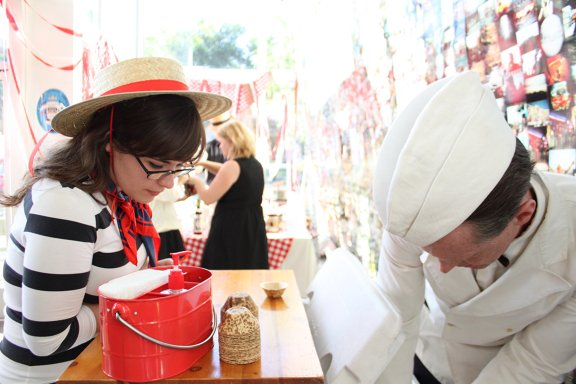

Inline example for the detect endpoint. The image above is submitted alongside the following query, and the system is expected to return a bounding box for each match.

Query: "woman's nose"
[158,174,176,189]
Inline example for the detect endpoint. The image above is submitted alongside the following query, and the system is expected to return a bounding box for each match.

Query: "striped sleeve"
[20,183,99,357]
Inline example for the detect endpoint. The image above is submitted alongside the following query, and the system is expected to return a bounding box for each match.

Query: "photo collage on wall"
[490,0,576,174]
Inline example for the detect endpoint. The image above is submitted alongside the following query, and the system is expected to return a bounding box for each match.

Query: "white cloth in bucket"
[98,269,170,299]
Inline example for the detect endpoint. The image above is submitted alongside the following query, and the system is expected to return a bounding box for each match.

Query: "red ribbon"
[101,79,189,96]
[28,129,54,176]
[7,50,38,146]
[5,5,81,71]
[23,0,83,37]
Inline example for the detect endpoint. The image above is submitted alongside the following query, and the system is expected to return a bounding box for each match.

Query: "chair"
[304,248,404,384]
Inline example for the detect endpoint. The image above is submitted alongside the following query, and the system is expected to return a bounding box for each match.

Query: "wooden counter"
[57,269,324,383]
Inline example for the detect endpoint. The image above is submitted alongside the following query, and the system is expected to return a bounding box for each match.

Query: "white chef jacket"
[376,171,576,383]
[149,185,184,233]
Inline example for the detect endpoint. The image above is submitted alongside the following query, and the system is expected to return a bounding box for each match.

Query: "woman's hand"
[187,175,203,186]
[184,176,200,196]
[157,258,174,267]
[86,303,101,334]
[184,183,197,197]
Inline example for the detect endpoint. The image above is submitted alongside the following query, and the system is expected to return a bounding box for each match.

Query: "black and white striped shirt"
[0,178,149,383]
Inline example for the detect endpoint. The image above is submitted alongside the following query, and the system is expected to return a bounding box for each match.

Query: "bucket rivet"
[134,312,138,316]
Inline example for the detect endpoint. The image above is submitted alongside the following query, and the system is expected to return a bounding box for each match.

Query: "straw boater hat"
[210,111,232,127]
[51,57,232,137]
[373,71,516,246]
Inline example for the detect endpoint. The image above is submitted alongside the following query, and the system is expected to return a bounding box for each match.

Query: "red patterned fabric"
[189,72,270,115]
[106,184,160,266]
[82,36,118,100]
[267,237,293,269]
[182,235,205,267]
[182,231,293,269]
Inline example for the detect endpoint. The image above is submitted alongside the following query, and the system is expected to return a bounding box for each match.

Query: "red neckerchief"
[105,183,159,266]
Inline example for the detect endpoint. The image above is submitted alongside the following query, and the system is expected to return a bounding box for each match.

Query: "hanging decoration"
[189,71,271,116]
[271,94,288,162]
[304,63,384,269]
[3,0,84,149]
[248,77,273,165]
[297,0,575,272]
[36,88,69,132]
[21,0,83,37]
[7,50,39,145]
[4,3,82,70]
[82,36,118,100]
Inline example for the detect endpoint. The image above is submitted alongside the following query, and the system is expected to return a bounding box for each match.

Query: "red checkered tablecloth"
[182,235,206,267]
[182,232,293,269]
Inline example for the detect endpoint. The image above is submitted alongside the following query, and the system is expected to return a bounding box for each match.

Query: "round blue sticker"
[36,88,69,132]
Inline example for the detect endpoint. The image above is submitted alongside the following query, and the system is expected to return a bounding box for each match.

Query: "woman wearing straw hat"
[0,57,230,383]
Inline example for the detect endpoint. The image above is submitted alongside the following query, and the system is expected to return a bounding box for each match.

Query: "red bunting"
[189,72,271,115]
[4,3,82,71]
[7,49,38,146]
[22,0,83,37]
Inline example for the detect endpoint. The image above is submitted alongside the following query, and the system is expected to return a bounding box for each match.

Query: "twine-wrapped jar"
[220,291,259,320]
[218,306,261,364]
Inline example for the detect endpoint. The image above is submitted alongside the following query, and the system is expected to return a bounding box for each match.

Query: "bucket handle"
[114,305,217,350]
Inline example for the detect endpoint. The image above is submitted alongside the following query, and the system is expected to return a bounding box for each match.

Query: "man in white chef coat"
[373,71,576,383]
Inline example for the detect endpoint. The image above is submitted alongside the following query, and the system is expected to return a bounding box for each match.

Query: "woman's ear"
[105,143,111,153]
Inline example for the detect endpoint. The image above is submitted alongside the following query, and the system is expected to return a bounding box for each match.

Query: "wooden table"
[57,269,324,383]
[183,227,318,296]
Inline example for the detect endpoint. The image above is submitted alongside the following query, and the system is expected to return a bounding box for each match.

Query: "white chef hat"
[373,71,516,246]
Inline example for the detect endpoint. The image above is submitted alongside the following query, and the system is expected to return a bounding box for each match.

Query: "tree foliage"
[144,22,256,69]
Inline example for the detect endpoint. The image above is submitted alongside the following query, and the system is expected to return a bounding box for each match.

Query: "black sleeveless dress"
[201,157,269,269]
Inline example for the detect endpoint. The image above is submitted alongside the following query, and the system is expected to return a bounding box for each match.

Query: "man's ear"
[515,195,536,227]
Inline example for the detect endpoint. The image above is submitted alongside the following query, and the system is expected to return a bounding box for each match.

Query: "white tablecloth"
[268,227,318,296]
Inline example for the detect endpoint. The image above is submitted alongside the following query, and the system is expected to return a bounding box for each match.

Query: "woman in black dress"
[187,119,269,269]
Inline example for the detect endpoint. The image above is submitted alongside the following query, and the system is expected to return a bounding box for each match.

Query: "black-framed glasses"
[135,156,194,180]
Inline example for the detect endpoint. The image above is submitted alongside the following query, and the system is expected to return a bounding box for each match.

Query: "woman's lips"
[147,189,162,197]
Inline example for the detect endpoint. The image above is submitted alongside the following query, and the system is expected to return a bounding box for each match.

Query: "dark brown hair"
[1,94,205,207]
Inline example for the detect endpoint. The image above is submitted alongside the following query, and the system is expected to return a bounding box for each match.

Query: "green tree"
[144,22,256,69]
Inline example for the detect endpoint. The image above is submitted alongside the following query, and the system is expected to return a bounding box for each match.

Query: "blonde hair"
[217,120,256,159]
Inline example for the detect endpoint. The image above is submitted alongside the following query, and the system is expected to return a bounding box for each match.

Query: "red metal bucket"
[98,266,214,382]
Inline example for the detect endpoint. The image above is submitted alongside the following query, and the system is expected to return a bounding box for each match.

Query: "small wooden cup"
[260,281,288,299]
